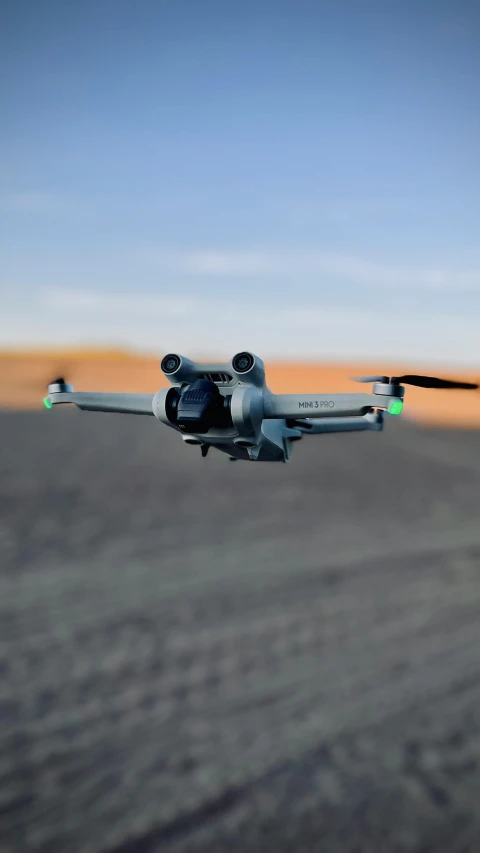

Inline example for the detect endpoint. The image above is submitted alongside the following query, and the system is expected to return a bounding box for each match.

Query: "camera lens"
[161,354,181,374]
[232,352,254,374]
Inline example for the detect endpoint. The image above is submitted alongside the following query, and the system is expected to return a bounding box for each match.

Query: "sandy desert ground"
[1,404,480,852]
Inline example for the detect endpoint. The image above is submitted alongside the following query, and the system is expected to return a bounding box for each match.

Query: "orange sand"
[1,349,479,427]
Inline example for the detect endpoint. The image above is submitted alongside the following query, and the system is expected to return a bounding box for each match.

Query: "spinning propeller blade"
[353,374,478,390]
[26,363,72,392]
[352,375,389,384]
[391,375,478,390]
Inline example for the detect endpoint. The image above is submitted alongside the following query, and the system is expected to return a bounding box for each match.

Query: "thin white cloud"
[287,198,417,225]
[43,287,198,318]
[1,192,61,213]
[0,192,93,217]
[135,246,480,290]
[0,285,477,368]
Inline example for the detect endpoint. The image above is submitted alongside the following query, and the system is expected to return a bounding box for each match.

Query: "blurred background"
[1,1,480,851]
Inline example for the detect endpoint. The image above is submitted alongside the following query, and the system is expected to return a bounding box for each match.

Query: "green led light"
[43,397,53,409]
[388,400,403,416]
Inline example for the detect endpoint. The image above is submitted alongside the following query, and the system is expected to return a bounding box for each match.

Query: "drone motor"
[47,377,74,394]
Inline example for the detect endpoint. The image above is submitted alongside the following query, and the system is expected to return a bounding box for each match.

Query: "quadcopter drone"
[43,351,478,463]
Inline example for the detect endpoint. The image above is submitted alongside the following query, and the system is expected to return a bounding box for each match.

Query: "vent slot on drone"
[199,372,233,384]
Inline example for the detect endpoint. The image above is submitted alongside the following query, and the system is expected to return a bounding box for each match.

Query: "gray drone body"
[45,351,477,463]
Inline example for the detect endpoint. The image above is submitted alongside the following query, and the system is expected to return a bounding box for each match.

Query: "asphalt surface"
[1,408,480,853]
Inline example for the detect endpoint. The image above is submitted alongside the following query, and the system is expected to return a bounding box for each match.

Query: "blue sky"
[1,0,480,364]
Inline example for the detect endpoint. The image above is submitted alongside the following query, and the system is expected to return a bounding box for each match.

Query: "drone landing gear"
[201,444,209,458]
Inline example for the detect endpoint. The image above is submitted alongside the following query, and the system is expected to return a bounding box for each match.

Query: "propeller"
[25,363,72,392]
[353,374,478,390]
[353,375,389,384]
[46,364,74,387]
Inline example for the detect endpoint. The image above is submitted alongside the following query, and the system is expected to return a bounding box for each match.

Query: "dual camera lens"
[161,354,181,374]
[232,352,254,374]
[162,351,255,376]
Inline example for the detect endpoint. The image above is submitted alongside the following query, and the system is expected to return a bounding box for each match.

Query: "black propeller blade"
[354,374,478,390]
[392,375,478,390]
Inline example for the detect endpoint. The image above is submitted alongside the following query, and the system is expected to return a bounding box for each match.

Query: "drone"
[43,351,478,463]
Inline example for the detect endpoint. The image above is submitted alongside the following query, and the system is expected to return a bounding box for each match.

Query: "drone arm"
[263,392,396,419]
[291,410,384,434]
[46,391,155,415]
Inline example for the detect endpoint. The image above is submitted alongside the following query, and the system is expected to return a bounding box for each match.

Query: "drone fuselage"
[152,353,387,462]
[153,356,297,461]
